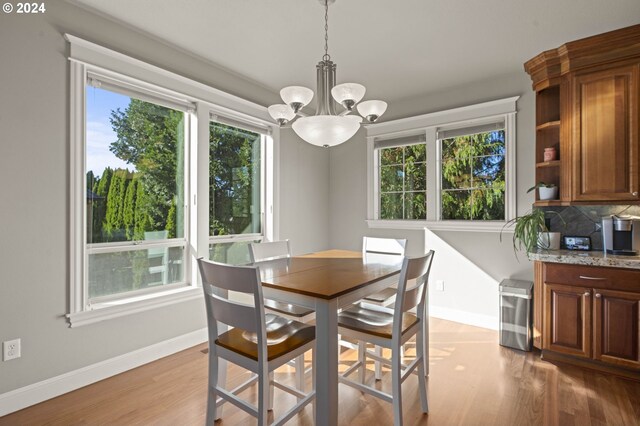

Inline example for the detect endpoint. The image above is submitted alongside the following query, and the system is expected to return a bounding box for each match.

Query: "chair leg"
[295,354,305,397]
[312,346,317,421]
[258,370,270,426]
[206,351,218,425]
[391,348,403,426]
[358,341,366,384]
[268,372,275,411]
[416,327,429,413]
[374,345,383,380]
[424,299,430,376]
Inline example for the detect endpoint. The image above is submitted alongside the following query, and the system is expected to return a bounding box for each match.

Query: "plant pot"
[538,232,561,250]
[538,186,558,200]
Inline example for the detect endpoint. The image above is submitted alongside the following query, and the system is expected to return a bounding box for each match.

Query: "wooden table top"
[257,250,403,300]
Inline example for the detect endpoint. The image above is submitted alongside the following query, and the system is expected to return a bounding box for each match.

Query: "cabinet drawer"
[544,263,640,292]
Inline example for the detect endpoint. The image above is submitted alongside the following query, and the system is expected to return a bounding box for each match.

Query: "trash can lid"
[499,279,533,296]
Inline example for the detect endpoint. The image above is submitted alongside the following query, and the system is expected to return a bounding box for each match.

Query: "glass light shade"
[280,86,314,107]
[357,100,388,122]
[292,115,362,147]
[331,83,366,104]
[268,104,296,122]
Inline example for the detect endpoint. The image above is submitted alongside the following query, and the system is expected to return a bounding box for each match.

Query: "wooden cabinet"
[570,64,640,202]
[535,261,640,379]
[543,283,591,358]
[524,24,640,205]
[593,288,640,369]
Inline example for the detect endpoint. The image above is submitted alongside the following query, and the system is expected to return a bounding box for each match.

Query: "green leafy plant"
[501,209,565,256]
[526,182,556,193]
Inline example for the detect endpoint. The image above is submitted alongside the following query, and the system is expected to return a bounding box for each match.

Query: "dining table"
[255,249,406,426]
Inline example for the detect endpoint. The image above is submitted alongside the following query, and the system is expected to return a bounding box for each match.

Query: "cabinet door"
[571,64,639,201]
[543,283,592,357]
[593,288,640,369]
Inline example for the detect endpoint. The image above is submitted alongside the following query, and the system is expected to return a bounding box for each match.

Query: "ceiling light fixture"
[268,0,387,148]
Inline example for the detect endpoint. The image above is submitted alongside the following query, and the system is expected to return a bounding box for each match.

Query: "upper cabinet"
[525,24,640,205]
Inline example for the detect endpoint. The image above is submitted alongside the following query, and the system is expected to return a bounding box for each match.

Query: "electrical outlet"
[435,280,445,292]
[3,339,21,361]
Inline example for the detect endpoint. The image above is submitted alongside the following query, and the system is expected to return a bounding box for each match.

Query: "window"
[367,97,517,231]
[208,120,267,265]
[439,123,505,221]
[67,35,277,326]
[85,76,190,302]
[378,137,427,220]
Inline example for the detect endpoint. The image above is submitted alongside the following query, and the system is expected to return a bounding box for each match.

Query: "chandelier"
[267,0,387,148]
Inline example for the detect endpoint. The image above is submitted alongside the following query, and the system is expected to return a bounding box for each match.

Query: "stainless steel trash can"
[499,279,533,351]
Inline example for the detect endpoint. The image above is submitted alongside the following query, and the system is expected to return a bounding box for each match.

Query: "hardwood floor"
[2,318,639,425]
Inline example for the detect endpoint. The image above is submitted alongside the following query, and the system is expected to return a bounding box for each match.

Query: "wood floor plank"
[1,318,639,426]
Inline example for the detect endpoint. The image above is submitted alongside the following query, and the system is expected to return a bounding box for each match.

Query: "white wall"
[279,130,331,255]
[329,72,536,329]
[0,2,329,396]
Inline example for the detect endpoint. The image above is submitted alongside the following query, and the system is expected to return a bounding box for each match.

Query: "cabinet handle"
[633,192,638,197]
[595,293,602,298]
[584,291,591,296]
[579,275,606,281]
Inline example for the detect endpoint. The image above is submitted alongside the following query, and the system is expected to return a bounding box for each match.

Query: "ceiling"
[72,0,640,105]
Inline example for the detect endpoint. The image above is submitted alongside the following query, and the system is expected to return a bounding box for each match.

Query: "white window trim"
[366,97,518,233]
[67,35,279,327]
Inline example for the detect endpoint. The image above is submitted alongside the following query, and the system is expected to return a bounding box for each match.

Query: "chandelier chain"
[323,0,330,61]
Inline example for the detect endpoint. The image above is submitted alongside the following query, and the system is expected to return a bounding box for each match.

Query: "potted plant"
[502,209,564,255]
[528,182,558,201]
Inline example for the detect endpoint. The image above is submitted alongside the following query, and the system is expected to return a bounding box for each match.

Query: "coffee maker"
[602,215,640,256]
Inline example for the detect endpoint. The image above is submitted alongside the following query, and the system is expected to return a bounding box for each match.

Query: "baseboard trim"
[430,305,498,330]
[0,328,208,417]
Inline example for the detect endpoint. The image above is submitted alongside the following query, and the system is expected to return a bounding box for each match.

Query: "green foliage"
[379,144,427,220]
[502,209,565,257]
[109,99,184,237]
[123,176,137,240]
[209,123,261,236]
[104,169,131,240]
[441,131,505,220]
[166,200,176,239]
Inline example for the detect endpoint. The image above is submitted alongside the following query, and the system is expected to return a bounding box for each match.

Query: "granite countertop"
[528,249,640,270]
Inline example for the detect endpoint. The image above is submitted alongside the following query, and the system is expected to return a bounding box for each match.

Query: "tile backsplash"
[541,205,640,250]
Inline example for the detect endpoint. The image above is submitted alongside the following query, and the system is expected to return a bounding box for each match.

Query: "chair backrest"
[249,240,291,263]
[197,258,268,359]
[392,250,435,336]
[362,237,407,256]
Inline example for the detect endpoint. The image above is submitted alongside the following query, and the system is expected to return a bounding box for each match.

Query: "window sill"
[66,286,202,328]
[366,219,514,233]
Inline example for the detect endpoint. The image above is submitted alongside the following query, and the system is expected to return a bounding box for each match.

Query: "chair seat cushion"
[363,287,397,304]
[338,303,419,339]
[264,299,315,317]
[216,314,315,361]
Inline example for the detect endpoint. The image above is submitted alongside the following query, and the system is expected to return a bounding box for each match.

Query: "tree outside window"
[441,130,505,220]
[379,144,427,220]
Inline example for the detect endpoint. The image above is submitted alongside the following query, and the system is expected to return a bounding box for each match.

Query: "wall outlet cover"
[3,338,21,361]
[435,280,445,291]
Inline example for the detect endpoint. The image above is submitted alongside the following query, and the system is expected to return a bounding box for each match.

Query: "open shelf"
[533,200,570,207]
[536,160,561,169]
[536,121,561,131]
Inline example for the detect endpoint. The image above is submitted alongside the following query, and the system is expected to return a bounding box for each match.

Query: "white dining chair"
[249,240,315,393]
[361,237,407,306]
[198,258,316,426]
[359,236,407,379]
[338,250,434,426]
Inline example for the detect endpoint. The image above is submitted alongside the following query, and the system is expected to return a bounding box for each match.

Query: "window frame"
[67,35,278,327]
[366,97,518,232]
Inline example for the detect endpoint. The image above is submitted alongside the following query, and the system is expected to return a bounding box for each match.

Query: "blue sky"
[86,86,135,177]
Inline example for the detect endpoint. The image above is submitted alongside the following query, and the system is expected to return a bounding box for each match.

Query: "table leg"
[314,298,339,426]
